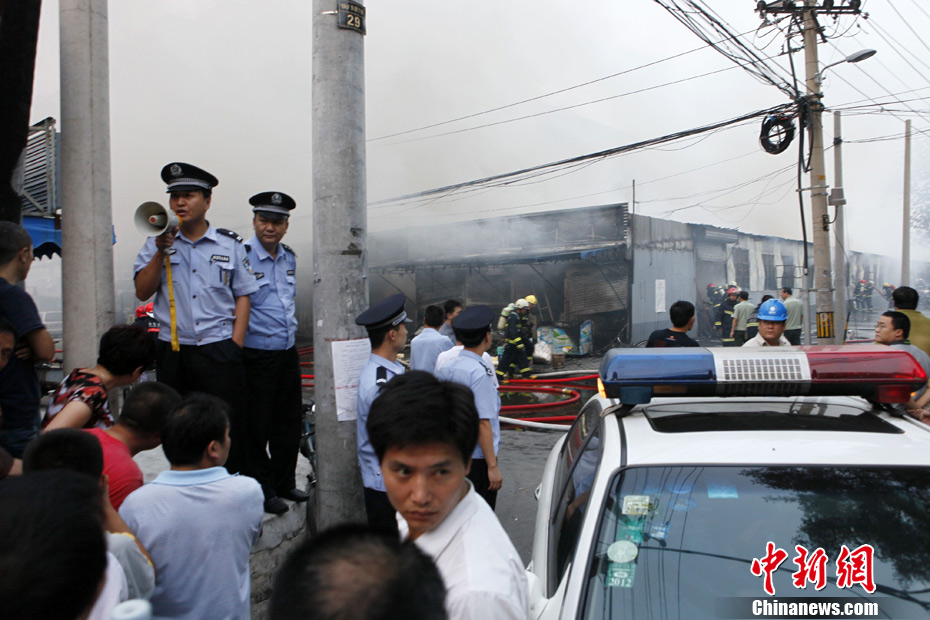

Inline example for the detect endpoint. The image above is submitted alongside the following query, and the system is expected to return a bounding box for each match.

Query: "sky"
[27,0,930,290]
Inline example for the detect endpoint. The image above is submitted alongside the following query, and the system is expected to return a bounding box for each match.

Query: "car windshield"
[581,465,930,619]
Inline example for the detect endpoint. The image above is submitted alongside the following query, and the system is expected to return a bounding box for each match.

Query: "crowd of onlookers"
[5,207,930,619]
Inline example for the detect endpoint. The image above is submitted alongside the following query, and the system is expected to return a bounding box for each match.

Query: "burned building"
[368,203,910,349]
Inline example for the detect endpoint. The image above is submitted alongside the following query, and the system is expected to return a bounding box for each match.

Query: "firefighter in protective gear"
[519,297,537,363]
[714,287,740,346]
[497,299,533,381]
[497,303,515,331]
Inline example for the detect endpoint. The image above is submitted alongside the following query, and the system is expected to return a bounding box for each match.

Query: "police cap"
[355,293,411,331]
[161,162,219,193]
[250,191,296,219]
[452,305,494,332]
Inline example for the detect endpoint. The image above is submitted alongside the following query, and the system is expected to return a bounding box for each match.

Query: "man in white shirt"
[874,311,930,419]
[367,371,529,620]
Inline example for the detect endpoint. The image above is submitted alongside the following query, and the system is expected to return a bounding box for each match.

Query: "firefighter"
[497,299,533,381]
[714,287,740,346]
[854,280,869,312]
[882,283,896,309]
[521,295,538,363]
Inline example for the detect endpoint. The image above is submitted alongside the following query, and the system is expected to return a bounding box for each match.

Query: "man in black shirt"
[646,300,700,348]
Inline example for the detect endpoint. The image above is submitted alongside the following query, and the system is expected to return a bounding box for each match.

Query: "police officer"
[354,293,410,534]
[133,162,259,474]
[435,305,503,509]
[242,191,306,514]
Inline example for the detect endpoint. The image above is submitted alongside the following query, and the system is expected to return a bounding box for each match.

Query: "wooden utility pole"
[311,0,368,528]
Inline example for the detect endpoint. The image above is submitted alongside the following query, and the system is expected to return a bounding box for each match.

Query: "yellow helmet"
[525,294,537,305]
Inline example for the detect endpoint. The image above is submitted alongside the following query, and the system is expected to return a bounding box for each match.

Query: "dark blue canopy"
[22,215,62,259]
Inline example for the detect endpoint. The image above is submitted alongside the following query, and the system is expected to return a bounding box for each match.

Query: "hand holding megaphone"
[134,202,182,254]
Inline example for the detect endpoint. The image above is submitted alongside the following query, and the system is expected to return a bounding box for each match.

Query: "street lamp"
[815,49,877,87]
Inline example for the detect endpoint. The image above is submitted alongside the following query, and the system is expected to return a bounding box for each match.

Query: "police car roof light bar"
[599,346,927,405]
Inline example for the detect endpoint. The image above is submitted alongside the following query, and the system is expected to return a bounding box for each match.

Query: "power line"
[654,0,798,98]
[370,103,794,208]
[866,20,930,89]
[372,64,742,147]
[888,2,930,60]
[368,30,758,143]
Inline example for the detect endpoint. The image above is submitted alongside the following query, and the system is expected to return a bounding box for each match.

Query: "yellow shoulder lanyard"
[164,255,180,351]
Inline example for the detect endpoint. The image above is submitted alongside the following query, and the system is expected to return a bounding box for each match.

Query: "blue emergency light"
[598,345,927,405]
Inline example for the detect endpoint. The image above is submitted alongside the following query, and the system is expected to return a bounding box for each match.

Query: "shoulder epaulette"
[375,366,388,387]
[282,243,296,257]
[216,228,243,242]
[244,244,252,253]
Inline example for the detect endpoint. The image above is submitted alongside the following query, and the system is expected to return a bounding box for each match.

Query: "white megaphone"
[134,202,180,236]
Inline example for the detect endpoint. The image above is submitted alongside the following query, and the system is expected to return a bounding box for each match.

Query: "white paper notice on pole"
[655,279,666,314]
[331,338,372,422]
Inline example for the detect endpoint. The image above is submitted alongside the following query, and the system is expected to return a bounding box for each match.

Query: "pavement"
[495,426,564,563]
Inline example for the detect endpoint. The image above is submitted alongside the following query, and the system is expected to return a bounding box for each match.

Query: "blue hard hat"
[758,299,788,322]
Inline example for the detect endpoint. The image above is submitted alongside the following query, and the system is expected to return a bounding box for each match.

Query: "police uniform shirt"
[243,237,297,351]
[356,353,406,492]
[133,225,259,346]
[435,350,501,460]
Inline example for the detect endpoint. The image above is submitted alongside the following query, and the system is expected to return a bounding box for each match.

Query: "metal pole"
[312,0,367,528]
[59,0,115,370]
[832,112,848,342]
[902,119,911,286]
[802,0,835,343]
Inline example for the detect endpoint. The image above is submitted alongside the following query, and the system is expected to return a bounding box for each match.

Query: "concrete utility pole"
[59,0,115,370]
[802,0,835,344]
[311,0,368,528]
[832,112,847,341]
[903,119,911,286]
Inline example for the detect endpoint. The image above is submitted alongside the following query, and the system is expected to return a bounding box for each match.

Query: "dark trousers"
[364,487,399,536]
[467,458,498,510]
[785,328,802,346]
[733,330,747,346]
[497,344,531,378]
[156,339,250,474]
[242,346,303,498]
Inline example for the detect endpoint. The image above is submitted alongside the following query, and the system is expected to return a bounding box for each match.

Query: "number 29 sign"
[338,1,366,35]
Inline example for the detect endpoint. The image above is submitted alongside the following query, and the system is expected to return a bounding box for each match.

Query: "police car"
[525,346,930,620]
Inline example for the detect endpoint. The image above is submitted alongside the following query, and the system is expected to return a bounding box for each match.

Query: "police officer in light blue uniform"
[435,305,503,509]
[242,191,306,515]
[133,162,259,475]
[354,293,410,534]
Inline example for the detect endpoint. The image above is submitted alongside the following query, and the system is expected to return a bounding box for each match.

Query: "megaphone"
[134,202,180,236]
